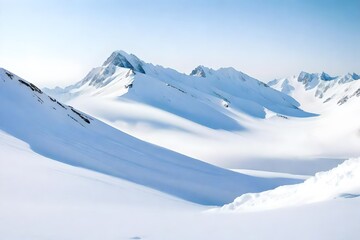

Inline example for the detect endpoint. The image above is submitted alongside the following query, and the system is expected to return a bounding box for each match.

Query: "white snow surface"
[221,157,360,212]
[1,129,360,239]
[0,67,302,206]
[1,63,360,239]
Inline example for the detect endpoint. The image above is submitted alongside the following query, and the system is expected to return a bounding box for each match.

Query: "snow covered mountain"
[268,71,360,112]
[41,51,360,174]
[0,67,301,206]
[44,50,314,131]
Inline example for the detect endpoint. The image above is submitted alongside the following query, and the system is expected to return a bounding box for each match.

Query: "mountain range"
[44,50,315,132]
[268,71,360,112]
[43,51,360,173]
[1,50,360,240]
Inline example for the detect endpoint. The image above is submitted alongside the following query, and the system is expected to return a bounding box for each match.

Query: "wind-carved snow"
[44,50,315,131]
[219,158,360,212]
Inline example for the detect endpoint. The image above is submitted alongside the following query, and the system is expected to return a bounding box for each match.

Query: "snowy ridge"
[219,157,360,212]
[0,68,92,126]
[268,71,360,112]
[0,67,302,205]
[44,51,314,131]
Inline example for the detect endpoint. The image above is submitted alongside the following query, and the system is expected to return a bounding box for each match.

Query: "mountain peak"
[190,65,209,77]
[298,71,336,82]
[103,50,145,74]
[320,72,336,81]
[351,72,360,80]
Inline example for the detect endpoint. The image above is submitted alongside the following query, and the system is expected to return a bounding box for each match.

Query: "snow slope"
[221,157,360,212]
[45,50,314,131]
[1,129,360,240]
[268,71,360,112]
[0,68,302,205]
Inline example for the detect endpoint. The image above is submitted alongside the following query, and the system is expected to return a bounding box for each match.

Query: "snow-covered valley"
[2,130,360,240]
[1,51,360,239]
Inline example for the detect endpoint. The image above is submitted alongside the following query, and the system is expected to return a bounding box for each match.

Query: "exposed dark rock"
[48,96,57,102]
[67,114,84,127]
[190,66,206,78]
[277,114,289,119]
[5,72,14,79]
[213,92,231,104]
[125,83,133,89]
[56,101,67,109]
[18,79,43,94]
[353,88,360,97]
[35,95,44,104]
[166,83,186,93]
[337,96,349,105]
[323,97,332,103]
[70,107,91,124]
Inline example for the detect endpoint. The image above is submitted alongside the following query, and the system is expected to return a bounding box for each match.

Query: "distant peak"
[267,78,279,86]
[298,71,310,77]
[103,50,145,74]
[190,65,208,77]
[218,67,238,72]
[320,72,336,81]
[351,72,360,80]
[298,71,336,81]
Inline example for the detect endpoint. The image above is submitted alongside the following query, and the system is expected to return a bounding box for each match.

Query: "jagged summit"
[347,72,360,81]
[103,50,145,74]
[190,65,208,77]
[351,72,360,80]
[269,71,360,110]
[320,72,336,81]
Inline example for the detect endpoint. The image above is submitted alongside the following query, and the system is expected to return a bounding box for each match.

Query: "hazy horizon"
[1,0,359,88]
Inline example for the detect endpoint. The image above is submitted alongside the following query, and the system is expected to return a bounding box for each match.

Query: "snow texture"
[221,158,360,212]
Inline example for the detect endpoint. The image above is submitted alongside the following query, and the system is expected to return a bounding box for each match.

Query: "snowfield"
[1,130,360,240]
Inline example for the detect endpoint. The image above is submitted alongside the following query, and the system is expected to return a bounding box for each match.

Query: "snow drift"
[220,157,360,212]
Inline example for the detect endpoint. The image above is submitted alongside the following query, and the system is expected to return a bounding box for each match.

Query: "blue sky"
[0,0,359,87]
